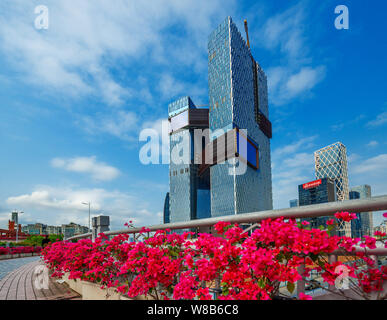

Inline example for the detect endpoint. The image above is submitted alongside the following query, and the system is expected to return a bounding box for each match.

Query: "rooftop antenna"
[244,20,250,49]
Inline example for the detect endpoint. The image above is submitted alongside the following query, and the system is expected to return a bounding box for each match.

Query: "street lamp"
[82,202,91,232]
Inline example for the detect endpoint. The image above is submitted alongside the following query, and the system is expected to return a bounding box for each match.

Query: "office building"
[22,223,47,235]
[167,17,273,225]
[168,97,211,224]
[298,178,336,229]
[350,185,373,237]
[289,199,299,208]
[61,222,89,239]
[315,142,351,236]
[163,192,170,224]
[208,17,272,217]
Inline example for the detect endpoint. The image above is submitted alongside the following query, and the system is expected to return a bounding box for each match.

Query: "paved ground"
[0,256,40,281]
[0,257,80,300]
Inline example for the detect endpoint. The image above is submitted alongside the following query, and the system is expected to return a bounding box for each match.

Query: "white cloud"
[272,135,318,159]
[367,111,387,127]
[79,110,139,142]
[366,141,379,148]
[261,3,326,106]
[286,66,326,96]
[351,154,387,175]
[51,156,120,181]
[0,0,234,106]
[271,136,318,209]
[5,185,159,230]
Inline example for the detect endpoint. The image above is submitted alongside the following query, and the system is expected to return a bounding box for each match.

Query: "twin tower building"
[164,17,273,225]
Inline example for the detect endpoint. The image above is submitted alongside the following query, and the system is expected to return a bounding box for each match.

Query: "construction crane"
[244,20,250,49]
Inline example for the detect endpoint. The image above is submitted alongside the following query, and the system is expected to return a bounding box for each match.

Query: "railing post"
[328,254,337,291]
[297,264,305,297]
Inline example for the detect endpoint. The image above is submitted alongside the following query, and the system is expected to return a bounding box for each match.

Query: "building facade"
[374,221,387,235]
[22,223,47,235]
[298,178,336,229]
[350,185,373,237]
[163,192,170,224]
[314,142,351,236]
[166,17,273,225]
[208,17,273,217]
[289,199,299,208]
[61,223,89,239]
[168,97,211,224]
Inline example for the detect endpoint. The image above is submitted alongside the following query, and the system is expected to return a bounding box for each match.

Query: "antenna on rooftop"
[244,20,250,49]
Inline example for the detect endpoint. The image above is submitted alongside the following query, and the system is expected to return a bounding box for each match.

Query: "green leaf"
[287,282,295,294]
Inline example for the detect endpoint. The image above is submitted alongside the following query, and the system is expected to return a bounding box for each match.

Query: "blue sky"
[0,0,386,230]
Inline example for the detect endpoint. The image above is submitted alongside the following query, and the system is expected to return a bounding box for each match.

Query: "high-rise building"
[315,142,351,236]
[298,178,336,229]
[289,199,299,208]
[374,221,387,235]
[168,97,211,224]
[61,222,89,239]
[11,211,18,224]
[208,17,273,217]
[350,185,373,237]
[167,17,273,225]
[163,192,170,224]
[349,191,363,238]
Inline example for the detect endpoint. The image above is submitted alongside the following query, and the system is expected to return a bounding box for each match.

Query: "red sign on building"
[303,179,322,190]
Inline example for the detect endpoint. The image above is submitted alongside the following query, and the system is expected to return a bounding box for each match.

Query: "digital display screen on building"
[303,179,322,190]
[236,130,259,170]
[169,110,189,133]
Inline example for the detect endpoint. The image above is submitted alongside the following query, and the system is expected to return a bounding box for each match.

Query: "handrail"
[66,195,387,241]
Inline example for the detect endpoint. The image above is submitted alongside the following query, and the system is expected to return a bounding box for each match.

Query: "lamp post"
[82,202,91,232]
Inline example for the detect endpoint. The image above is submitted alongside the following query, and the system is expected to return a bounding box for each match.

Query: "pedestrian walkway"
[0,258,80,300]
[0,256,40,281]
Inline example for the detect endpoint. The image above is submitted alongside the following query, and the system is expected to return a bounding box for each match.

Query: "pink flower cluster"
[0,246,42,255]
[41,214,387,300]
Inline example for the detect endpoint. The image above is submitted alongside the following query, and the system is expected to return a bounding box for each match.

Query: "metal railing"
[67,195,387,241]
[65,194,387,299]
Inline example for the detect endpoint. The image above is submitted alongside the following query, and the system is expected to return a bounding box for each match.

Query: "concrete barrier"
[62,273,154,300]
[0,252,40,261]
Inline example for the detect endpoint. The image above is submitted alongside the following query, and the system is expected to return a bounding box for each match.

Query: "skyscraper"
[350,185,373,236]
[298,178,337,229]
[289,199,299,208]
[167,17,273,224]
[208,17,273,217]
[314,142,350,236]
[168,96,211,224]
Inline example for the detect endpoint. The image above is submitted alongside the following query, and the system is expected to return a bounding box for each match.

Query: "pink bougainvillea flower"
[299,293,312,300]
[334,212,357,222]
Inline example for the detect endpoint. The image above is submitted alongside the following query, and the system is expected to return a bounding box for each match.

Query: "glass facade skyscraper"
[350,185,373,237]
[168,97,211,224]
[208,17,273,217]
[166,17,273,225]
[315,142,351,236]
[298,178,337,229]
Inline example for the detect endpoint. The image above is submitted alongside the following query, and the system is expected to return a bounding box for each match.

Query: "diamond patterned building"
[314,142,351,236]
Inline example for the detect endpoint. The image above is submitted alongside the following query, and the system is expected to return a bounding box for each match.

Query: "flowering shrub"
[41,213,387,300]
[0,246,42,255]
